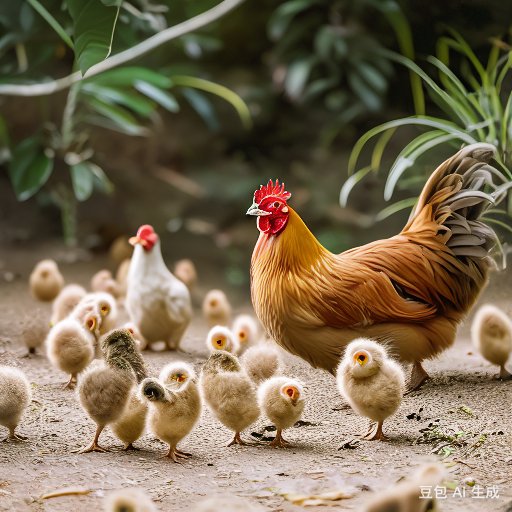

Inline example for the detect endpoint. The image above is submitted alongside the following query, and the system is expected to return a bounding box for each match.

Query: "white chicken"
[126,225,192,350]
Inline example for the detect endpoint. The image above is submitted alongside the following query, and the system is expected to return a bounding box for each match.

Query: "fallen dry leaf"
[41,487,92,499]
[281,489,354,506]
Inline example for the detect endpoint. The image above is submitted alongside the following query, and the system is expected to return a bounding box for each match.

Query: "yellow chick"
[257,376,304,448]
[206,325,239,354]
[174,259,198,290]
[50,284,87,326]
[471,304,512,379]
[72,292,118,335]
[104,488,157,512]
[46,314,98,388]
[240,344,281,384]
[111,392,148,451]
[20,309,49,356]
[202,289,231,327]
[363,463,444,512]
[77,329,147,453]
[140,362,201,462]
[200,351,259,446]
[232,314,260,354]
[0,366,31,441]
[29,259,64,302]
[336,338,405,441]
[91,270,119,297]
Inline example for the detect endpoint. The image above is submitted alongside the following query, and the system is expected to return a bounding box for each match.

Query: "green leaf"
[70,162,94,201]
[86,97,148,135]
[134,81,179,113]
[67,0,121,75]
[268,0,313,41]
[82,83,156,117]
[87,161,114,193]
[8,137,53,201]
[181,88,219,132]
[91,67,173,88]
[27,0,73,49]
[285,57,316,100]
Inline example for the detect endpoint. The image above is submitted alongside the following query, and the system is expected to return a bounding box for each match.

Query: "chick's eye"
[101,305,109,315]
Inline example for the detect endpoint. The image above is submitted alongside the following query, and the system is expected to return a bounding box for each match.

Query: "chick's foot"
[269,429,291,448]
[227,432,254,447]
[362,421,389,441]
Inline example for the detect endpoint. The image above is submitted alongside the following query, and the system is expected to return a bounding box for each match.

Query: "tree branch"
[0,0,245,97]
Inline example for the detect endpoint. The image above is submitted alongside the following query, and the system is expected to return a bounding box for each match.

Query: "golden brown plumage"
[249,144,506,388]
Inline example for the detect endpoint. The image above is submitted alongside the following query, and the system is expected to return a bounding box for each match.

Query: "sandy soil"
[0,249,511,512]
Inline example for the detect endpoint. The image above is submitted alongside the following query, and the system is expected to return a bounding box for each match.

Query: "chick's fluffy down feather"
[104,488,157,512]
[111,392,147,447]
[258,376,304,430]
[337,339,404,423]
[200,352,259,434]
[0,366,31,433]
[240,344,281,384]
[78,360,134,427]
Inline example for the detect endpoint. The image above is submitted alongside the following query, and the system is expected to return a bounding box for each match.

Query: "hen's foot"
[269,430,291,448]
[499,365,512,380]
[405,362,430,393]
[362,422,389,441]
[227,432,254,447]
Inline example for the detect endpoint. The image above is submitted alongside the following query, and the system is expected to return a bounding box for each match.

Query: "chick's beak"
[246,203,271,216]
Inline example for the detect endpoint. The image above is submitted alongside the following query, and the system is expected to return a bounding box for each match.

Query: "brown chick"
[174,259,198,290]
[29,259,64,302]
[202,289,231,327]
[471,304,512,379]
[77,328,147,453]
[258,376,304,448]
[46,314,98,388]
[0,366,32,441]
[200,351,259,446]
[50,284,87,326]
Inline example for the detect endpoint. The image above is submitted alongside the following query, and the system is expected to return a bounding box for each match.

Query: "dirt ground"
[0,246,511,512]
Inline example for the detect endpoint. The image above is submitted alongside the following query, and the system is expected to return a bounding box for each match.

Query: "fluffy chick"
[206,325,239,354]
[363,463,444,512]
[77,328,147,453]
[0,366,31,441]
[258,376,304,448]
[72,292,118,335]
[111,392,148,451]
[336,338,405,441]
[50,284,87,326]
[46,314,98,388]
[29,259,64,302]
[91,270,119,297]
[202,290,231,327]
[471,304,512,379]
[200,351,259,446]
[140,362,201,462]
[124,322,148,351]
[104,488,157,512]
[232,315,259,354]
[174,259,198,290]
[20,309,49,356]
[115,258,131,298]
[240,344,281,384]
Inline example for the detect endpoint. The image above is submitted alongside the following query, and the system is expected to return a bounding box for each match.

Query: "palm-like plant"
[341,29,512,230]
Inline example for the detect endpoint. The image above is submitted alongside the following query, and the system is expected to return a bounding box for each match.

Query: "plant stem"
[54,184,77,247]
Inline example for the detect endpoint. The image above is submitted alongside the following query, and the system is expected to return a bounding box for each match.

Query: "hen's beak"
[246,203,271,216]
[129,236,147,247]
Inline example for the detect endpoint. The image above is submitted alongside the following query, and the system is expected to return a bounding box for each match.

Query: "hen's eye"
[273,201,280,209]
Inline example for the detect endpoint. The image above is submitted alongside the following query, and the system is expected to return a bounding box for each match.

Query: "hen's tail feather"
[405,143,507,262]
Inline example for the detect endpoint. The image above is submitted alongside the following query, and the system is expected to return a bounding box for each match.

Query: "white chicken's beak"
[246,203,271,216]
[129,236,147,247]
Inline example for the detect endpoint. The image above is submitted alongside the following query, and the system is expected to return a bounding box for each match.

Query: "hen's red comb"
[254,179,291,205]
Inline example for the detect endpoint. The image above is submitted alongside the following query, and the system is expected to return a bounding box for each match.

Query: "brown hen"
[248,144,507,389]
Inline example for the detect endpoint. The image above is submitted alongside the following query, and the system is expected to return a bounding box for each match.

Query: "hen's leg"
[363,421,389,441]
[499,365,511,380]
[79,425,108,453]
[406,361,430,393]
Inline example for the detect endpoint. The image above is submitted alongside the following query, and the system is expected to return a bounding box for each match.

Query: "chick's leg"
[499,365,512,380]
[62,374,77,390]
[406,361,430,393]
[227,432,254,447]
[269,429,291,448]
[362,421,389,441]
[123,443,140,451]
[2,427,28,442]
[79,425,109,453]
[166,445,189,463]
